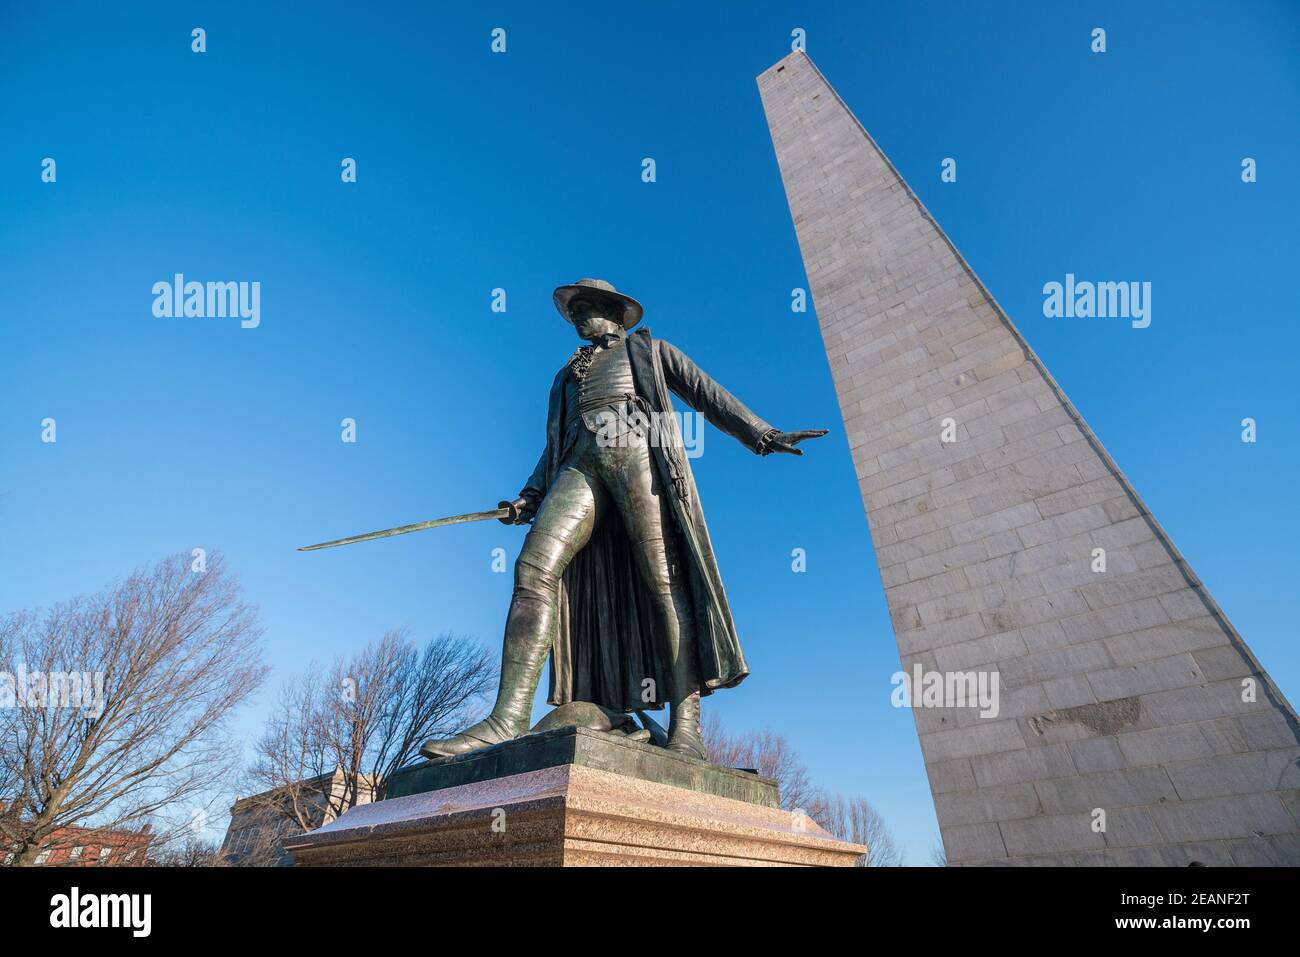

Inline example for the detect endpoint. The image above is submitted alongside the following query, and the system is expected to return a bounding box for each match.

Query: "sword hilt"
[498,498,529,525]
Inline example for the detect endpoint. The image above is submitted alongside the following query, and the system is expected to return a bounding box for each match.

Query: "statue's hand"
[498,497,537,525]
[764,429,829,456]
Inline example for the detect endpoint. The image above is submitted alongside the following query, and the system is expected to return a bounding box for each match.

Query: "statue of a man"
[421,279,827,760]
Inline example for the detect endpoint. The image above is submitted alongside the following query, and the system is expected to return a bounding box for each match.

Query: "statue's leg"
[420,465,603,759]
[604,446,705,760]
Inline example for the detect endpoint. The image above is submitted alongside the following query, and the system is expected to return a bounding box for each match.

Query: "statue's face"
[570,298,622,341]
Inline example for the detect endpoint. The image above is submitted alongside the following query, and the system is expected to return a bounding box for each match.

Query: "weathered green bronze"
[387,726,781,809]
[416,278,828,762]
[301,278,826,764]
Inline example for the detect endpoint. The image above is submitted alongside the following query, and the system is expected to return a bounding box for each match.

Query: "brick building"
[4,821,152,867]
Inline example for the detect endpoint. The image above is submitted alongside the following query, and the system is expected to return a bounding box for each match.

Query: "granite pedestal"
[285,727,866,867]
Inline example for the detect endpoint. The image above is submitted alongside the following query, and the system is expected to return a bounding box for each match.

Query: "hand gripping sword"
[298,501,522,552]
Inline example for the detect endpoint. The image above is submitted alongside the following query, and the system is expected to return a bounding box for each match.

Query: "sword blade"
[298,507,510,552]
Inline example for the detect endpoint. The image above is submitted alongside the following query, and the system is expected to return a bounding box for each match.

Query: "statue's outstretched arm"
[657,339,828,456]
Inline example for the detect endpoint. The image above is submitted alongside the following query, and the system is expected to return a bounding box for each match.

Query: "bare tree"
[0,552,266,866]
[701,712,817,811]
[703,713,903,866]
[149,834,223,867]
[246,631,493,843]
[929,838,948,867]
[809,792,904,866]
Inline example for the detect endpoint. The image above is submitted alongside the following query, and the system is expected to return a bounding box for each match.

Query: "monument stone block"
[757,51,1300,866]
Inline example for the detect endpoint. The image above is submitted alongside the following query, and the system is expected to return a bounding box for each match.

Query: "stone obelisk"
[758,51,1299,865]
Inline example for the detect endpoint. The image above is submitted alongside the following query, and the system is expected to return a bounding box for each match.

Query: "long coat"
[518,328,775,713]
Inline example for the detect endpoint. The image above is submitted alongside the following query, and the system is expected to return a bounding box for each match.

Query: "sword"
[298,505,513,552]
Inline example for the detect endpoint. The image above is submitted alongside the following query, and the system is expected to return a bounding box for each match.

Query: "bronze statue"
[416,279,828,760]
[302,279,826,760]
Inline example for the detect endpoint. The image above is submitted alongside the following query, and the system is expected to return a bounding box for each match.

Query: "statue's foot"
[666,730,706,761]
[419,714,524,759]
[666,693,706,761]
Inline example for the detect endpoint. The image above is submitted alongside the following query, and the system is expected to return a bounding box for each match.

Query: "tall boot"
[420,593,552,759]
[661,557,705,761]
[667,690,705,761]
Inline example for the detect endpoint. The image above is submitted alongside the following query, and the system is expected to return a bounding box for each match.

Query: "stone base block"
[286,732,865,867]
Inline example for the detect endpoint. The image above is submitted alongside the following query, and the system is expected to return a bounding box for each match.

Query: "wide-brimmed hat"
[553,278,643,330]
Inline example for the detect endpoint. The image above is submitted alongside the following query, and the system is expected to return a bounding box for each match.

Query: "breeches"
[512,427,698,702]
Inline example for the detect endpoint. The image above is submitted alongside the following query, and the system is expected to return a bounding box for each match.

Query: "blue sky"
[2,1,1297,863]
